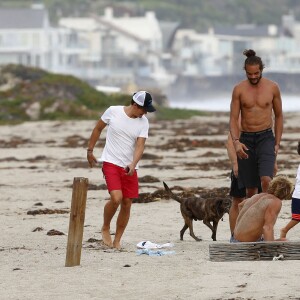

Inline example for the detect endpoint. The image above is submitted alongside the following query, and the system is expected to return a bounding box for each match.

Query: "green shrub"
[0,64,208,123]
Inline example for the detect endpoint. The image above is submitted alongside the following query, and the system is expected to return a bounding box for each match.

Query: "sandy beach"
[1,111,300,300]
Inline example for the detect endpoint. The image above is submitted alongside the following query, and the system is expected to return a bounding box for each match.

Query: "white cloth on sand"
[136,249,175,256]
[136,241,174,249]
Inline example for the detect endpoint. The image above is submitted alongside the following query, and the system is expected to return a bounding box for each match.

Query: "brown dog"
[163,182,231,241]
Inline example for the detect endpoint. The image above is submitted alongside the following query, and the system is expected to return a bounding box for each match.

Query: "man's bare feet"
[113,240,121,250]
[101,227,113,247]
[280,228,287,239]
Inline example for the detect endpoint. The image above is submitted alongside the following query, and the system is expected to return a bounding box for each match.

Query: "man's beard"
[248,74,262,85]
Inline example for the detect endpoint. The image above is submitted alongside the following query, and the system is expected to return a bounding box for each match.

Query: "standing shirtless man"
[229,49,283,197]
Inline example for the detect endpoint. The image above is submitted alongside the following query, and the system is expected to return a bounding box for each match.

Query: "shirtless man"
[227,115,277,235]
[229,49,283,197]
[231,176,293,242]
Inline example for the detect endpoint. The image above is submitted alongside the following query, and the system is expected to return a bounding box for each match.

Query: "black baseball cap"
[132,91,156,112]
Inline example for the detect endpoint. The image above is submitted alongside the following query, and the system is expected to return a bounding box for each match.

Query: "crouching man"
[231,176,293,242]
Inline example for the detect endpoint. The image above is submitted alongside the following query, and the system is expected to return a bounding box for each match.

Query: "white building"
[58,17,103,79]
[59,7,174,87]
[0,4,53,68]
[0,4,87,75]
[172,14,300,77]
[2,4,300,93]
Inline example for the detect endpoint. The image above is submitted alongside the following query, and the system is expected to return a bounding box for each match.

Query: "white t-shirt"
[292,164,300,199]
[99,106,149,169]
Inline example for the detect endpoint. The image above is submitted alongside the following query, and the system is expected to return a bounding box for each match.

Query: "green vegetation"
[0,97,29,122]
[0,64,207,123]
[0,64,131,122]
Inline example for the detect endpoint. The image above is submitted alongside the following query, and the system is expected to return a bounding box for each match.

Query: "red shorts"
[102,162,138,199]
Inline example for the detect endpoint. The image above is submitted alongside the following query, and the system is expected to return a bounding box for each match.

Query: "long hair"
[243,49,265,71]
[267,176,293,200]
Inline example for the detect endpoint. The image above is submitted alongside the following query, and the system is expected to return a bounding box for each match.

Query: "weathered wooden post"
[65,177,89,267]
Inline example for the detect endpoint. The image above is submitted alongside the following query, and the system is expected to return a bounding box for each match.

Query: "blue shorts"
[292,197,300,221]
[230,234,264,243]
[238,128,275,189]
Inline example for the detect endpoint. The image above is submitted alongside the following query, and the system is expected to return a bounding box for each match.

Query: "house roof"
[159,21,181,51]
[0,8,48,29]
[93,15,145,42]
[102,11,162,42]
[59,18,99,31]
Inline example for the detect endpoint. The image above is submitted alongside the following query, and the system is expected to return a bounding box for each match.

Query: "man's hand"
[125,164,135,176]
[87,152,98,168]
[274,144,280,156]
[273,161,278,177]
[232,161,238,177]
[234,141,249,159]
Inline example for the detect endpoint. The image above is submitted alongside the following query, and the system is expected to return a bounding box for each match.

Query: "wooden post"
[65,177,88,267]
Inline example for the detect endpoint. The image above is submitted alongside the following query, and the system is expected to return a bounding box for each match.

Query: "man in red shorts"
[87,91,156,249]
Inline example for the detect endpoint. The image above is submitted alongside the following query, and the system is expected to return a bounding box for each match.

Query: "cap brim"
[145,105,156,112]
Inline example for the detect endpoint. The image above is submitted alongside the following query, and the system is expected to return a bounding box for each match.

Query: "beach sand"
[1,112,300,300]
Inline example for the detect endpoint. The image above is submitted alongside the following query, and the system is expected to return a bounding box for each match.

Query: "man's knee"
[246,187,257,197]
[110,191,123,207]
[261,176,271,184]
[261,176,272,192]
[231,197,244,209]
[121,198,132,209]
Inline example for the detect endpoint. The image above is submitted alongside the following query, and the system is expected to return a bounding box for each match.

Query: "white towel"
[136,249,175,256]
[137,241,174,249]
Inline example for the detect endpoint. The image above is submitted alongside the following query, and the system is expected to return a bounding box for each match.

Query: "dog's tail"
[163,181,182,203]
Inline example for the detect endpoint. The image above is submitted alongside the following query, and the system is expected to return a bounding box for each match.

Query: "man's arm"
[226,132,238,177]
[273,160,278,177]
[229,86,241,143]
[229,86,248,159]
[272,83,283,156]
[87,119,107,167]
[226,115,242,177]
[126,137,146,175]
[262,200,281,241]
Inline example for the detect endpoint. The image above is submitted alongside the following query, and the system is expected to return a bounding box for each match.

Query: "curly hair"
[243,49,265,71]
[267,176,293,200]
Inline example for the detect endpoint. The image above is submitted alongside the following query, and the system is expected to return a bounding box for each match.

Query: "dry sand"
[1,112,300,300]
